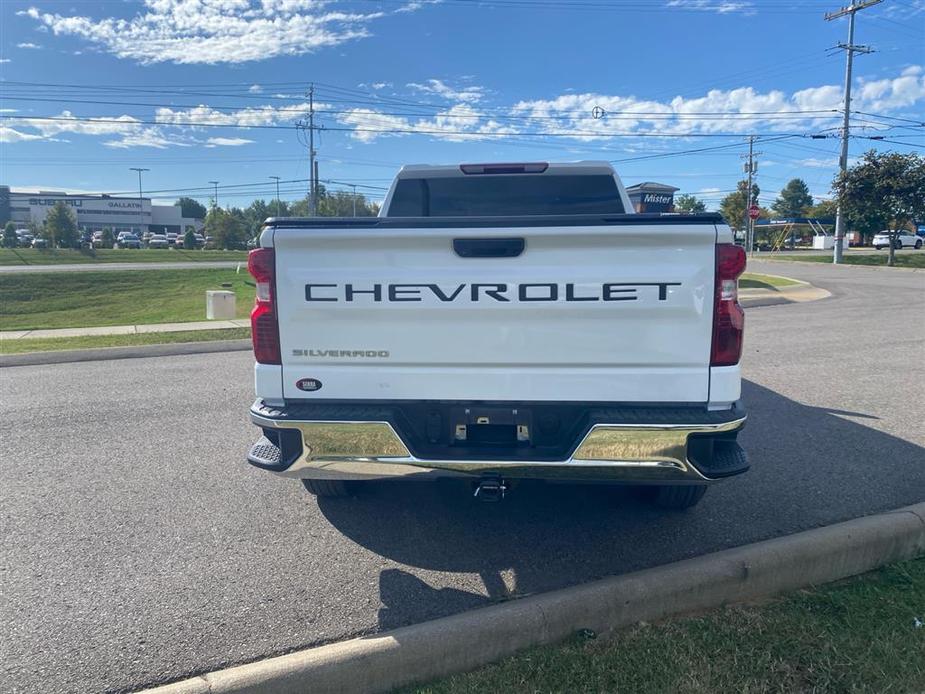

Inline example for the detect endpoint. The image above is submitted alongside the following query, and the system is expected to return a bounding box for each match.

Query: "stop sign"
[748,205,760,220]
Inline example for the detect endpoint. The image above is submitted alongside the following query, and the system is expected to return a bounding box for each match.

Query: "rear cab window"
[386,174,625,217]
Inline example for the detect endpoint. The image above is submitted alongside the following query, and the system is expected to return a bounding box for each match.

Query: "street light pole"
[269,176,281,217]
[351,183,357,217]
[209,180,220,208]
[129,167,149,236]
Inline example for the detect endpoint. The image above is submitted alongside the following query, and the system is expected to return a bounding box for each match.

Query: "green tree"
[175,196,208,220]
[243,198,291,239]
[833,150,925,266]
[41,201,78,248]
[290,184,380,217]
[183,228,196,250]
[807,198,838,221]
[2,221,18,248]
[771,178,814,218]
[719,180,760,232]
[674,194,706,214]
[101,227,115,249]
[203,207,245,250]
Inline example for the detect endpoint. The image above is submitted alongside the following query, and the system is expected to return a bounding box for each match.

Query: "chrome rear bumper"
[249,401,747,484]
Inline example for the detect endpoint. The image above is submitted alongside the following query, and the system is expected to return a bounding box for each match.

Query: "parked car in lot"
[31,237,48,248]
[175,233,205,249]
[15,229,34,247]
[872,230,922,250]
[115,233,142,249]
[147,234,170,249]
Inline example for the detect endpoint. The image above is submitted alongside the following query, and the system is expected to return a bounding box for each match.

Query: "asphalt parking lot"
[1,259,923,693]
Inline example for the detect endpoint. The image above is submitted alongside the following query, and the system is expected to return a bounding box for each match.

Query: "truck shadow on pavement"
[317,380,924,634]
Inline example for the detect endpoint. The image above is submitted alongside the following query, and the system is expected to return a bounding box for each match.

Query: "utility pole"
[129,167,148,235]
[741,136,760,255]
[350,183,357,217]
[826,0,881,263]
[308,85,316,215]
[208,180,219,208]
[313,160,320,214]
[297,85,324,216]
[269,176,281,217]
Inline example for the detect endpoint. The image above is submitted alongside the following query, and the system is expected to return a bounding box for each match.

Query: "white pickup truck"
[246,162,748,509]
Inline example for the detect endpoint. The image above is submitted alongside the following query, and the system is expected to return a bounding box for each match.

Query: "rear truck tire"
[916,240,922,249]
[896,241,903,250]
[301,478,355,498]
[647,484,708,510]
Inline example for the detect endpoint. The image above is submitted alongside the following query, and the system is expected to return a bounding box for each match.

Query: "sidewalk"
[0,319,250,341]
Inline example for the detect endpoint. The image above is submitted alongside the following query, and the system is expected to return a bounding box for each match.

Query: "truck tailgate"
[272,220,717,402]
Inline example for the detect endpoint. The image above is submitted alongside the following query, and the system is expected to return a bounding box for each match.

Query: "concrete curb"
[141,503,925,694]
[0,339,251,368]
[754,257,923,272]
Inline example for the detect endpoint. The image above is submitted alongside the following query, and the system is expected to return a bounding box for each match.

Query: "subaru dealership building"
[0,186,202,235]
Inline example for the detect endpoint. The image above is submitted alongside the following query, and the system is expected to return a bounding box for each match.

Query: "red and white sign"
[748,205,760,220]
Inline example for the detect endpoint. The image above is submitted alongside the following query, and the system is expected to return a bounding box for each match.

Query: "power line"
[859,138,925,149]
[0,95,852,122]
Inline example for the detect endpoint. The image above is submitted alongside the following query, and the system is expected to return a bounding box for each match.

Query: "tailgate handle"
[453,238,525,258]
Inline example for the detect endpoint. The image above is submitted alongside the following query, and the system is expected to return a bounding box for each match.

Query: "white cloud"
[205,136,255,147]
[154,102,310,128]
[104,131,193,149]
[16,42,42,49]
[0,126,46,143]
[798,157,859,169]
[21,0,428,65]
[337,102,517,143]
[6,66,922,153]
[0,59,11,64]
[665,0,754,14]
[798,158,839,169]
[6,111,193,148]
[248,84,263,93]
[408,79,484,103]
[329,65,925,145]
[883,0,925,16]
[505,66,925,141]
[855,65,925,112]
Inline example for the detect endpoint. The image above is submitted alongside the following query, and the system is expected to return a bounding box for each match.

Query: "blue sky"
[1,0,923,210]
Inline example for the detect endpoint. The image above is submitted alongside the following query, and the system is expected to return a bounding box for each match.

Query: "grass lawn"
[0,268,255,330]
[740,272,801,291]
[0,327,250,354]
[0,248,248,266]
[769,253,925,268]
[410,559,925,694]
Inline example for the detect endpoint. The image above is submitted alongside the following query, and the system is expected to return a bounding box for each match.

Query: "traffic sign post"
[748,205,760,220]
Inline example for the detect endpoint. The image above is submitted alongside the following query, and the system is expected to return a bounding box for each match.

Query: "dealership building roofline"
[0,185,203,235]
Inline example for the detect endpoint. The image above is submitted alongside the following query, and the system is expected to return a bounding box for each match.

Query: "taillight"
[247,248,280,365]
[711,244,746,367]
